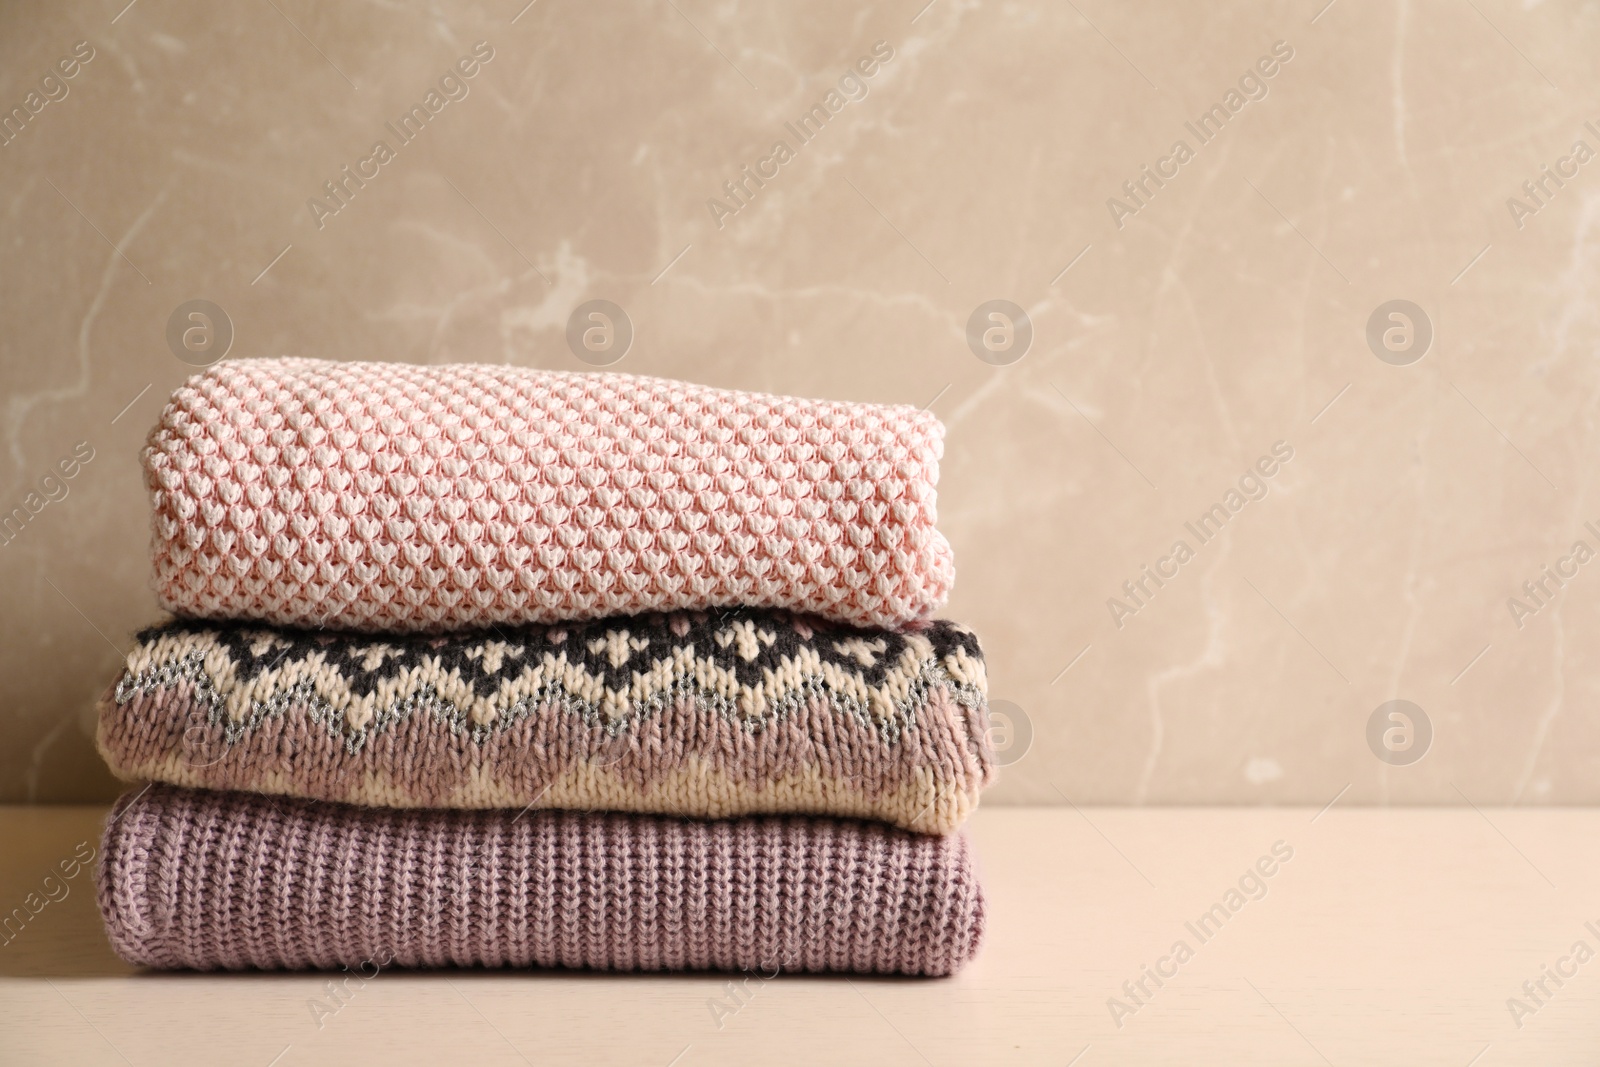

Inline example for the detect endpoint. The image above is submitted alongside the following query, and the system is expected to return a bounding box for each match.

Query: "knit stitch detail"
[97,612,993,833]
[98,785,986,976]
[145,359,954,631]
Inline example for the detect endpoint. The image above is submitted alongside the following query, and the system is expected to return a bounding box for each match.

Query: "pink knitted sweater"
[99,785,986,975]
[146,359,954,632]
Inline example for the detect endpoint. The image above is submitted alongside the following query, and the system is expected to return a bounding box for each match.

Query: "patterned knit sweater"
[145,359,954,632]
[98,610,993,834]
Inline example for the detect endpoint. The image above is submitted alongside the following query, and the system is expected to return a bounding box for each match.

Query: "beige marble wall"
[3,0,1596,805]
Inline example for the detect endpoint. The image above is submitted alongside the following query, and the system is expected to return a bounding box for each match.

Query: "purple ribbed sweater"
[98,786,985,976]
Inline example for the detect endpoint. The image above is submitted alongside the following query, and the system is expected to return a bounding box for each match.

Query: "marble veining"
[1,0,1596,805]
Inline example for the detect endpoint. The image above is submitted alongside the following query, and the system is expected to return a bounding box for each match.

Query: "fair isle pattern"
[145,359,954,632]
[98,785,986,975]
[98,612,993,834]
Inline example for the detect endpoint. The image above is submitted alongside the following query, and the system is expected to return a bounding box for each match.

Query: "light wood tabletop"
[3,804,1595,1065]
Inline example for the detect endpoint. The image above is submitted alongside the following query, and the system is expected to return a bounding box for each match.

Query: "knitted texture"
[97,612,993,833]
[98,785,985,976]
[145,359,954,632]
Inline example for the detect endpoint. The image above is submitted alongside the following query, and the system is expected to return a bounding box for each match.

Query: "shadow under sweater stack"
[95,359,995,976]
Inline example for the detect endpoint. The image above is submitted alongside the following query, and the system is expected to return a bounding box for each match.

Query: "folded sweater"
[145,359,954,632]
[98,785,985,976]
[98,611,993,834]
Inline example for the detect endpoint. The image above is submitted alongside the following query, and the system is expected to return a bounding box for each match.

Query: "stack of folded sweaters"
[95,359,994,976]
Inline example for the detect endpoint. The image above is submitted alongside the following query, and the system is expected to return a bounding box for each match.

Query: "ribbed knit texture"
[98,613,993,832]
[98,785,985,976]
[145,359,954,632]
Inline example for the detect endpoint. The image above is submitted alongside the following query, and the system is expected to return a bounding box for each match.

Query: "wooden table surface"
[3,804,1596,1065]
